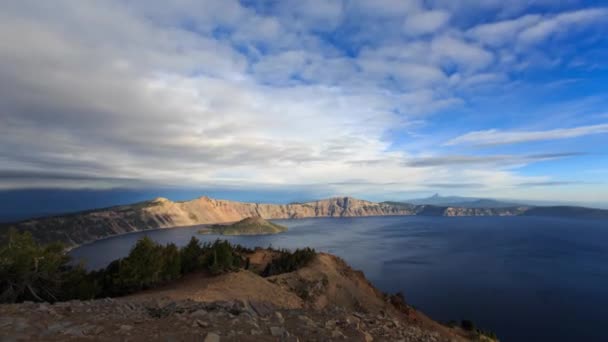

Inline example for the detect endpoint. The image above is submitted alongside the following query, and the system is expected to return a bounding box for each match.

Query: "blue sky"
[0,0,607,210]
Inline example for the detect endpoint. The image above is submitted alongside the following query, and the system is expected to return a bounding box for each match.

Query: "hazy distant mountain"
[404,194,523,208]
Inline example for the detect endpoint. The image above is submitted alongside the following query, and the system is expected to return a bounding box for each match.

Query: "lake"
[70,216,608,342]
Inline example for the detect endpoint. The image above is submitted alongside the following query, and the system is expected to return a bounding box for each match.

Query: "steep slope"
[0,251,490,341]
[122,251,480,341]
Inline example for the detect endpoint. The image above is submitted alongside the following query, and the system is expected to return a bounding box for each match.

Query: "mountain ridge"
[2,195,606,247]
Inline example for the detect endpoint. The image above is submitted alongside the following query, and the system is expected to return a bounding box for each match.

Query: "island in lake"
[198,216,288,235]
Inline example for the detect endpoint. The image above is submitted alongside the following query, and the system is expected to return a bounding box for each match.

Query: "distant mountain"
[404,194,523,208]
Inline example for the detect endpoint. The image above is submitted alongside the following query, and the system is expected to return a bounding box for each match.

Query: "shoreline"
[65,214,418,252]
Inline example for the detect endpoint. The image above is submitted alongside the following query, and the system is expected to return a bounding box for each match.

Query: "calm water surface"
[70,216,608,342]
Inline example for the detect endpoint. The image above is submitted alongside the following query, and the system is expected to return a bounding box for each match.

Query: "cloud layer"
[446,124,608,146]
[0,0,607,202]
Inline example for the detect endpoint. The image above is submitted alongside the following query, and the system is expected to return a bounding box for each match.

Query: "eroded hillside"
[0,251,493,341]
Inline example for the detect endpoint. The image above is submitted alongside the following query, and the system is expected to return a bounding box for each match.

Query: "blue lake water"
[70,216,608,342]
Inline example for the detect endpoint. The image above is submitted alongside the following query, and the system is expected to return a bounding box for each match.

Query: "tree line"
[0,229,316,303]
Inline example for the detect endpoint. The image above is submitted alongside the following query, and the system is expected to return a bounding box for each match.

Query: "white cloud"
[467,8,608,47]
[431,35,494,71]
[519,8,608,44]
[467,14,541,46]
[403,10,450,35]
[0,0,606,202]
[348,0,421,17]
[445,124,608,146]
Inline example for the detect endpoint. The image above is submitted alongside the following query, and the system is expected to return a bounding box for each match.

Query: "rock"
[250,301,274,317]
[47,321,72,334]
[0,317,13,328]
[275,311,285,324]
[196,319,209,328]
[353,312,365,319]
[270,326,285,337]
[298,315,315,326]
[12,317,29,332]
[331,328,345,339]
[119,324,133,332]
[63,325,85,336]
[363,331,374,342]
[204,332,220,342]
[89,326,105,335]
[324,319,336,329]
[191,309,207,317]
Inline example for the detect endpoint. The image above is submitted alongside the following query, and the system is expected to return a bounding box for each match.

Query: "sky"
[1,0,608,212]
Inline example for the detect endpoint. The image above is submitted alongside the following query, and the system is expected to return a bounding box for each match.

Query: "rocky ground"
[0,252,494,341]
[0,298,460,341]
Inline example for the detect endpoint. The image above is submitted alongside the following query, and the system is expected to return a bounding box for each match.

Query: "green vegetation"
[461,319,475,331]
[262,247,316,277]
[0,229,316,303]
[0,230,76,302]
[445,319,498,341]
[199,217,288,236]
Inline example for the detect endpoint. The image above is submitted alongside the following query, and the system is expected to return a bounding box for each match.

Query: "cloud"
[445,124,608,146]
[403,10,450,35]
[519,8,608,44]
[467,8,608,47]
[467,14,541,46]
[425,183,484,189]
[516,181,589,187]
[406,152,584,167]
[431,35,494,71]
[0,0,606,203]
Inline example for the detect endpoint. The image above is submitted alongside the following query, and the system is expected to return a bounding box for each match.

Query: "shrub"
[59,265,100,300]
[0,229,72,303]
[0,233,316,303]
[461,319,475,331]
[161,243,181,281]
[180,237,204,273]
[203,240,243,275]
[115,236,165,292]
[262,247,316,277]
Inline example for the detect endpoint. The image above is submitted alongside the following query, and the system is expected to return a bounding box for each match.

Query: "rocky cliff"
[3,195,603,248]
[1,197,420,246]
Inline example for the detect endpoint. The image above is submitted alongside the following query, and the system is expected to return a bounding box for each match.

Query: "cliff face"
[2,197,419,246]
[4,195,579,247]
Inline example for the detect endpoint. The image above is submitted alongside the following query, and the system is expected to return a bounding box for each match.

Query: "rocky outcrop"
[0,251,488,341]
[0,297,468,341]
